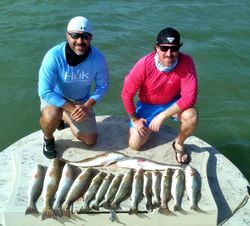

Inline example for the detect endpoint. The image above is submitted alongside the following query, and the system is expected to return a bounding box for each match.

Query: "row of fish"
[25,157,201,221]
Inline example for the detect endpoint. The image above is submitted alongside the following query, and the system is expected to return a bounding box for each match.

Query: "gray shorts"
[40,99,97,134]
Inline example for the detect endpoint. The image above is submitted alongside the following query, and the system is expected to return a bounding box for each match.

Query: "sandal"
[172,141,191,164]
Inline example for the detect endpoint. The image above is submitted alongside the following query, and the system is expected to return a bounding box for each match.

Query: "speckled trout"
[79,171,107,212]
[25,164,46,215]
[61,167,94,218]
[52,163,75,217]
[41,158,63,220]
[91,173,114,210]
[100,174,123,209]
[171,169,185,211]
[129,168,144,215]
[110,169,134,209]
[185,165,200,210]
[68,152,128,167]
[143,171,153,212]
[158,168,172,214]
[152,170,162,208]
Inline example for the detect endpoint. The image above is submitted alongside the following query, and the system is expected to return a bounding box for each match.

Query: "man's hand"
[131,118,150,136]
[71,105,89,122]
[149,113,165,132]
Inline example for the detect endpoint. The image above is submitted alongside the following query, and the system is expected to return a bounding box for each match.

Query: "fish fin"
[128,207,138,215]
[153,201,160,208]
[91,202,99,211]
[158,207,171,215]
[25,205,39,215]
[99,201,110,209]
[146,203,154,212]
[173,205,181,211]
[61,205,71,218]
[53,206,62,217]
[78,205,91,213]
[41,207,57,220]
[190,204,199,211]
[104,160,115,166]
[197,192,202,203]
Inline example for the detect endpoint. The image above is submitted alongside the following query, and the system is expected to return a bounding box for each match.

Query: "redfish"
[25,164,45,215]
[61,167,94,218]
[41,158,63,220]
[52,163,75,217]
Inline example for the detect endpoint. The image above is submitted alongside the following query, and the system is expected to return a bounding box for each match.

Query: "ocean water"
[0,0,249,182]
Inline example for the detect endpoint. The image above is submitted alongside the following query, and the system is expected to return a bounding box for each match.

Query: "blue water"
[0,0,249,182]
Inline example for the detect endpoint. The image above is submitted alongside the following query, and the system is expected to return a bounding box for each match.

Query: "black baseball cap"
[156,27,183,46]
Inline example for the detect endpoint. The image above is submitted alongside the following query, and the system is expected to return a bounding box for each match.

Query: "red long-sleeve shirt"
[121,51,198,114]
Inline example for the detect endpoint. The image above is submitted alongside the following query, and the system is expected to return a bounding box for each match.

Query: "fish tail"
[41,207,57,220]
[153,201,160,208]
[53,206,62,217]
[100,201,110,209]
[158,206,170,215]
[110,202,117,210]
[91,202,99,211]
[128,207,138,215]
[25,204,39,215]
[146,202,153,212]
[61,205,71,218]
[190,204,199,210]
[78,204,91,213]
[173,204,181,211]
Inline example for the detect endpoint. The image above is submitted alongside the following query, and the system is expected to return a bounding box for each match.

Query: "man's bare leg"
[63,112,97,146]
[128,127,151,150]
[174,107,199,163]
[40,106,63,139]
[40,105,62,158]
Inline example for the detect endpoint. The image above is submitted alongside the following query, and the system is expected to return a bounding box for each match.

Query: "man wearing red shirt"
[121,27,198,164]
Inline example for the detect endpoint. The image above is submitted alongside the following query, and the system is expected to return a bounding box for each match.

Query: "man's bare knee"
[41,106,62,124]
[181,108,198,125]
[76,133,97,146]
[128,141,142,151]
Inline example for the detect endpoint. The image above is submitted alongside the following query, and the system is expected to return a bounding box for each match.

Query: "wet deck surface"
[0,115,249,226]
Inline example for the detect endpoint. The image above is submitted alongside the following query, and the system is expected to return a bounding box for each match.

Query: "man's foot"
[172,141,191,164]
[43,138,57,159]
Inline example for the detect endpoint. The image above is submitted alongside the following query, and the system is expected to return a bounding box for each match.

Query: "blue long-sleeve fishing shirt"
[38,42,109,107]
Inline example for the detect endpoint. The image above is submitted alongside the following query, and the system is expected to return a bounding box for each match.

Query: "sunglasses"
[68,32,91,40]
[158,45,180,52]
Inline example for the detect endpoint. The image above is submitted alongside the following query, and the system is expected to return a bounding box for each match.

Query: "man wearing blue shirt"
[38,16,109,159]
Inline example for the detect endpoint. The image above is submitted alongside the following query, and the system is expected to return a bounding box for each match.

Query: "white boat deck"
[0,115,249,226]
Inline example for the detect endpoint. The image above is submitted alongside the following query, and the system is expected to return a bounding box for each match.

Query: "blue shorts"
[130,96,179,128]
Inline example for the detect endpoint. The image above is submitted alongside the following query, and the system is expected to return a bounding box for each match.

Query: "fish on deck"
[41,158,63,220]
[68,152,128,168]
[25,164,46,215]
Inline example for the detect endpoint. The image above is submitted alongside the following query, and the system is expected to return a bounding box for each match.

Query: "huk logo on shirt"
[64,71,89,81]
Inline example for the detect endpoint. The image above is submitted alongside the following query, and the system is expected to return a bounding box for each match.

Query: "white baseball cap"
[67,16,92,34]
